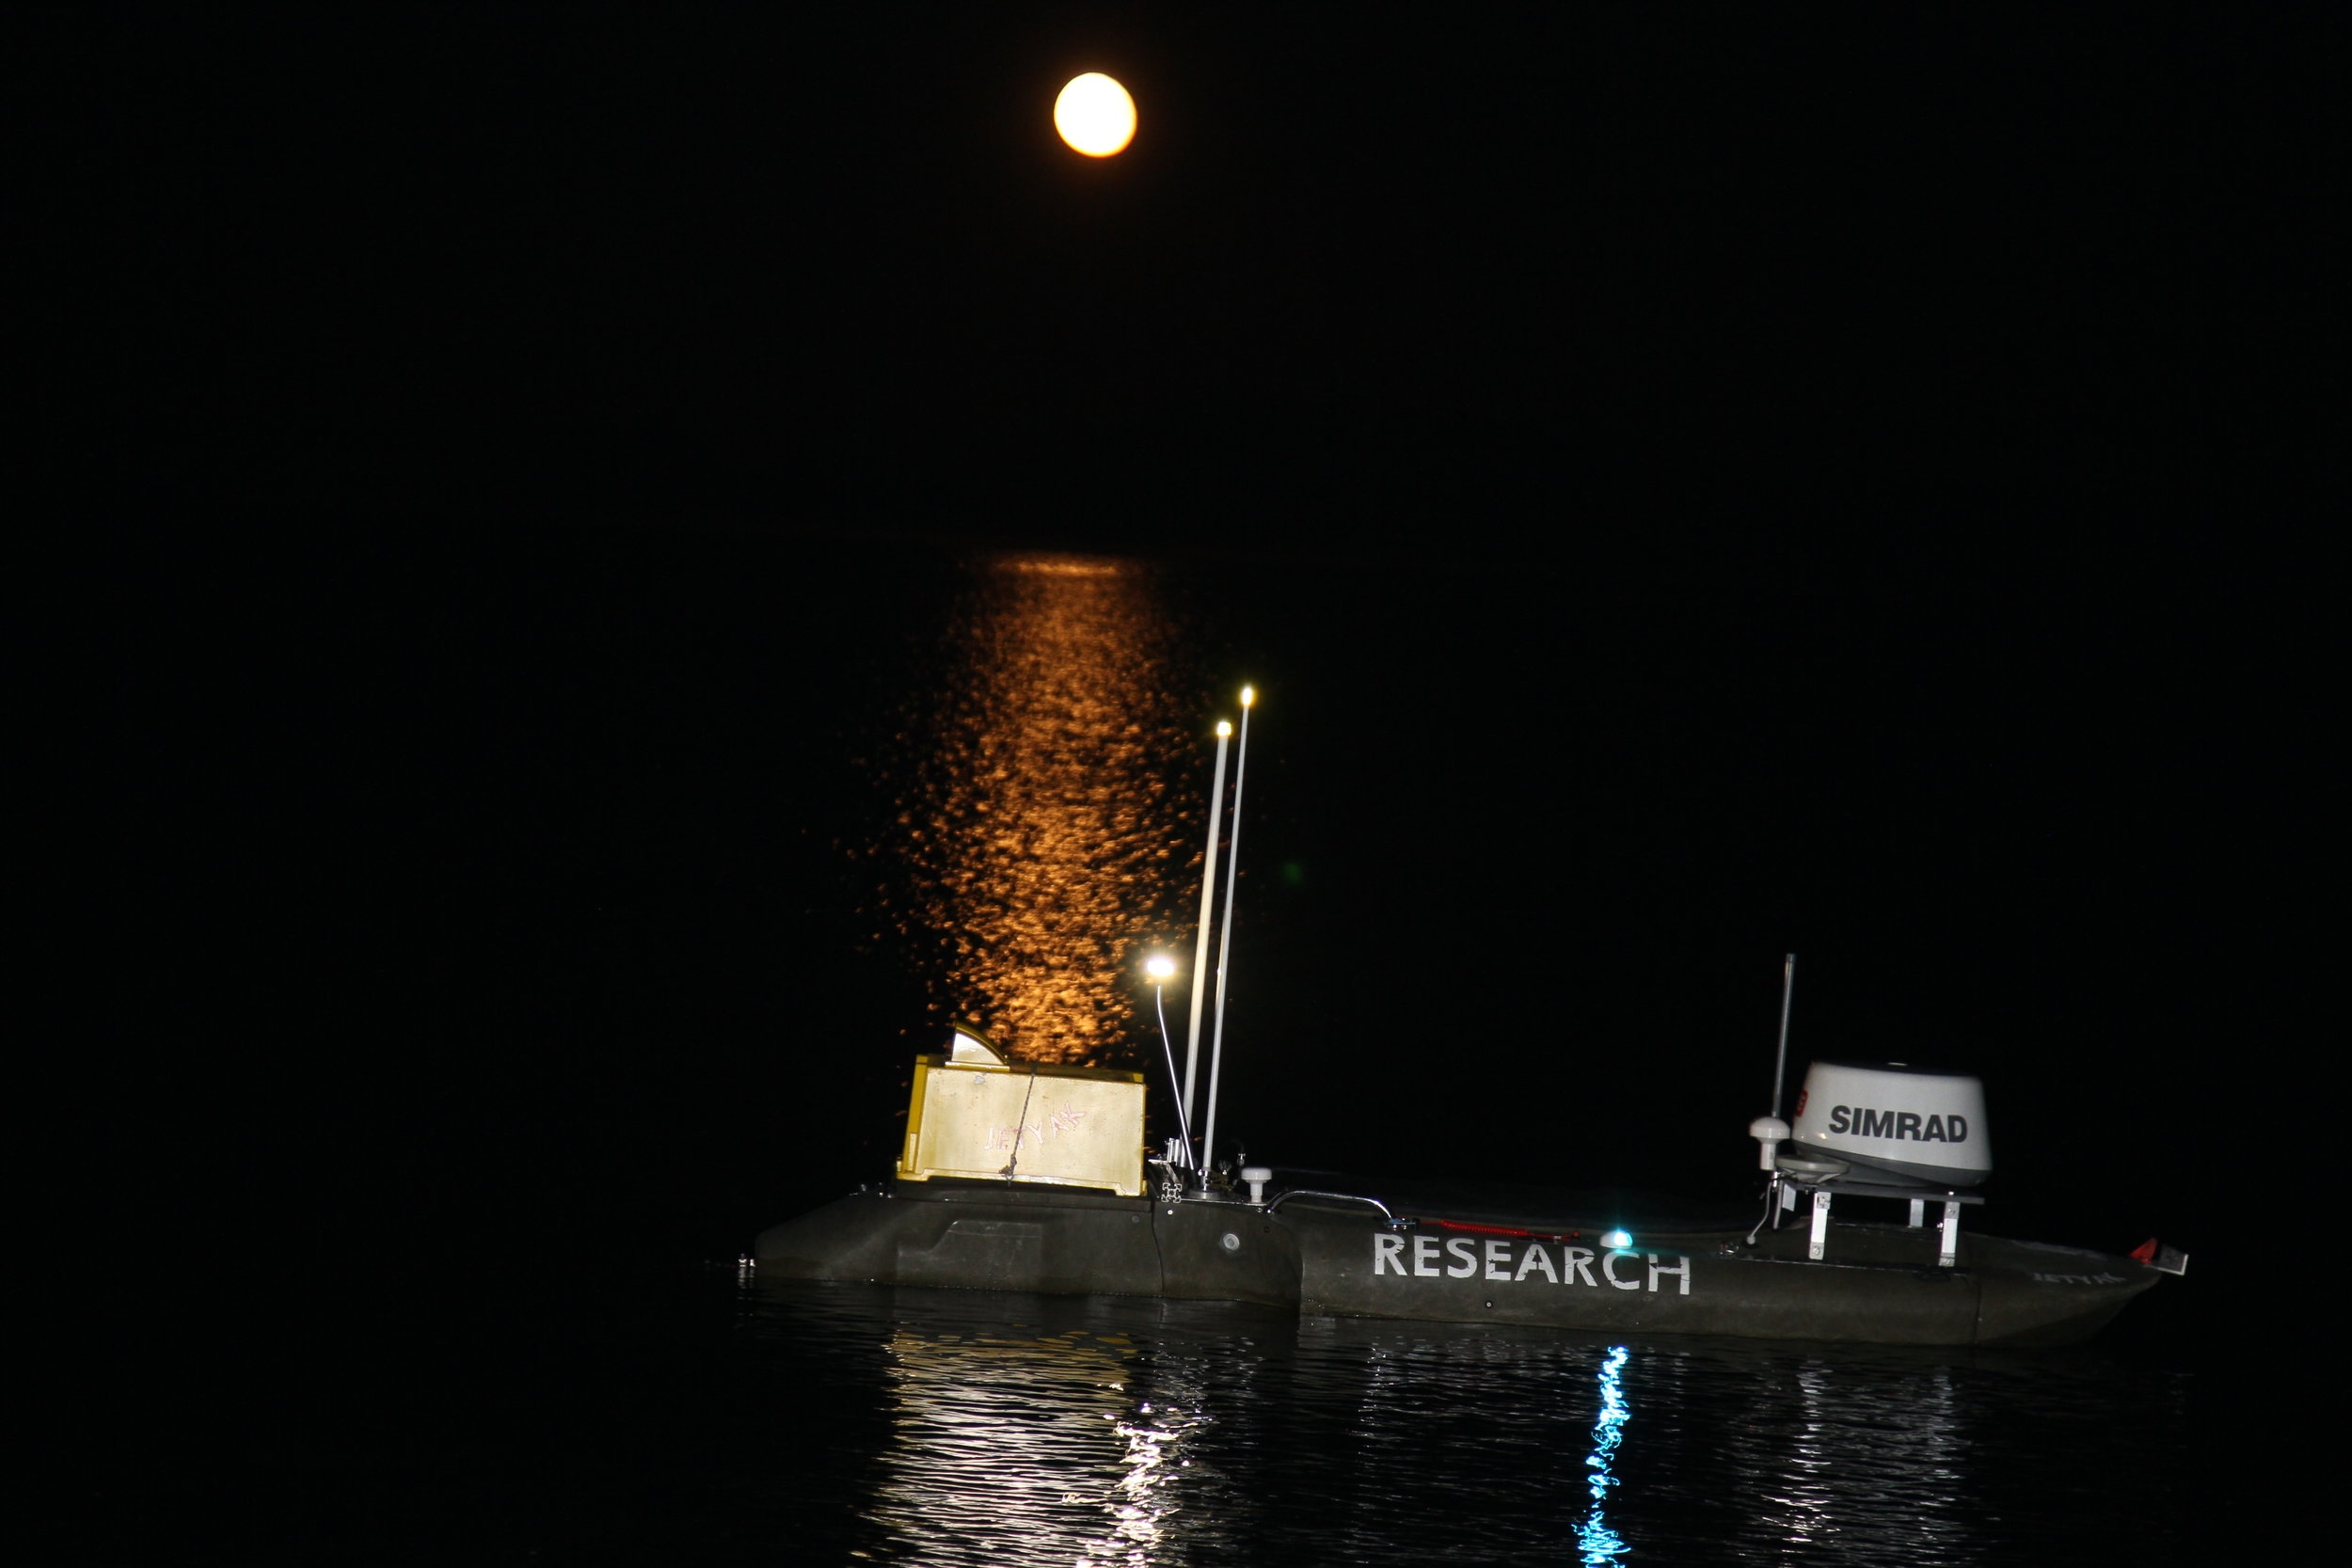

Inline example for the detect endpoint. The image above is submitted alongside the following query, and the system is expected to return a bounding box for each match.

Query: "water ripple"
[740,1285,2192,1567]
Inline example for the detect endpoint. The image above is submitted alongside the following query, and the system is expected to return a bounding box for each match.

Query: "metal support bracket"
[1780,1176,1979,1266]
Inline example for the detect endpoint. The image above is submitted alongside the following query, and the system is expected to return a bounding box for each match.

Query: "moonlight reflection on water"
[877,555,1204,1065]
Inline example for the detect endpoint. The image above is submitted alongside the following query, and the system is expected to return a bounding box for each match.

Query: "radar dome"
[1789,1060,1991,1187]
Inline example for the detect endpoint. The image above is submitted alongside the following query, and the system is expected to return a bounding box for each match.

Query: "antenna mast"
[1181,720,1232,1169]
[1771,953,1796,1120]
[1201,686,1254,1180]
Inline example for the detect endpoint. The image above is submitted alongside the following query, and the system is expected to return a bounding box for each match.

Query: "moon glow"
[1055,73,1136,157]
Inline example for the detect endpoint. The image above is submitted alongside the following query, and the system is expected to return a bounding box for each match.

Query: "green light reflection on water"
[1579,1344,1632,1565]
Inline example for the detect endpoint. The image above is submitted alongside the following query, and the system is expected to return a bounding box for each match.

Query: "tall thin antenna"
[1182,721,1232,1166]
[1771,953,1797,1120]
[1202,686,1254,1178]
[1151,976,1192,1169]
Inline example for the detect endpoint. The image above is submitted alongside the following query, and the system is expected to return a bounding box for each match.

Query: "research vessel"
[751,1025,2184,1348]
[754,694,2184,1347]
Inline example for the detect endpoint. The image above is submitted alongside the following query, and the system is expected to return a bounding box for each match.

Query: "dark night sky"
[25,8,2338,532]
[20,8,2339,1358]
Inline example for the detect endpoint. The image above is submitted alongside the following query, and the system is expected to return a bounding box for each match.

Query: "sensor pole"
[1152,980,1193,1172]
[1754,953,1799,1234]
[1201,687,1253,1184]
[1770,953,1796,1121]
[1182,721,1231,1168]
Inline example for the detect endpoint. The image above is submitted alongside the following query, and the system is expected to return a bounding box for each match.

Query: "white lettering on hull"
[1369,1234,1693,1295]
[1601,1249,1643,1291]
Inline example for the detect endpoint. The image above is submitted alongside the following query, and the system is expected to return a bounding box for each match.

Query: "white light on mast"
[1202,687,1254,1175]
[1143,953,1191,1167]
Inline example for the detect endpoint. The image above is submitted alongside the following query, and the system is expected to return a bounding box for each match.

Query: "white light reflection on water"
[871,555,1202,1066]
[1097,1376,1212,1563]
[741,1291,2192,1566]
[1578,1345,1632,1564]
[1752,1355,1974,1564]
[867,1322,1212,1568]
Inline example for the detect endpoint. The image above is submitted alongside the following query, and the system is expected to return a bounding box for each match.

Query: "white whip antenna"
[1201,685,1254,1180]
[1181,720,1232,1167]
[1771,953,1796,1121]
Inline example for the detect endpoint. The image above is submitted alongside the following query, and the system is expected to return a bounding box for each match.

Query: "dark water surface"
[80,1271,2191,1565]
[732,1284,2193,1567]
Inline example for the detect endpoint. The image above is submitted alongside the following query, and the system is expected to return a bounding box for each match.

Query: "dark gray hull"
[1282,1204,2158,1348]
[753,1180,1299,1308]
[753,1182,2163,1348]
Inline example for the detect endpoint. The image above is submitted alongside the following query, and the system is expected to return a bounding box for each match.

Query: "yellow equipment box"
[898,1029,1148,1196]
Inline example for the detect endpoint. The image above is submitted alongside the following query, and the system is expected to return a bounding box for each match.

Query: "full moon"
[1054,72,1136,157]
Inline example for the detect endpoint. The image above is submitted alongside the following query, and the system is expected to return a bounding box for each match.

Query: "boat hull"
[753,1180,1298,1308]
[753,1183,2164,1348]
[1283,1206,2159,1348]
